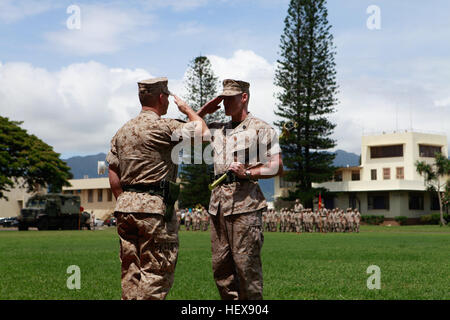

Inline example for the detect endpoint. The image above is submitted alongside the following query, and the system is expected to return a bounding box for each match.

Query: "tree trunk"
[438,190,446,226]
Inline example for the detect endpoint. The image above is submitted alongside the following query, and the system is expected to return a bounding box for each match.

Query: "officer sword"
[208,172,228,191]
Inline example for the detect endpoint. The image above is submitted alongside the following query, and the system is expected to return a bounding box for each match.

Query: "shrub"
[361,215,385,225]
[394,216,408,225]
[420,214,449,225]
[420,214,433,225]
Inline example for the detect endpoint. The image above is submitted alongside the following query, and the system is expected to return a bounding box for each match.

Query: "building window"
[419,144,442,158]
[409,193,424,210]
[349,194,359,209]
[371,169,377,180]
[334,172,343,182]
[383,168,390,180]
[98,189,103,202]
[88,190,93,203]
[370,144,403,159]
[351,171,360,181]
[430,194,440,211]
[396,167,404,180]
[368,193,390,210]
[107,189,113,202]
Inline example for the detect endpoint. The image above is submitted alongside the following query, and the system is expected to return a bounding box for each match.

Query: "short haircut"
[139,92,160,107]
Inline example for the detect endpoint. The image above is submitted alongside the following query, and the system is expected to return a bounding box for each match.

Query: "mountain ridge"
[63,150,360,202]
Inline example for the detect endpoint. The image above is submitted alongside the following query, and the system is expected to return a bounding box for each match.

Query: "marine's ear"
[241,92,249,105]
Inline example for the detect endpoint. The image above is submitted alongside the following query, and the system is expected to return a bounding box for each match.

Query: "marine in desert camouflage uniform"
[312,210,319,232]
[304,209,311,233]
[294,199,304,233]
[107,77,208,300]
[202,207,210,231]
[185,211,192,231]
[271,210,278,232]
[354,208,361,232]
[194,209,201,231]
[176,210,181,231]
[290,210,296,232]
[320,209,327,233]
[294,210,302,233]
[280,209,286,232]
[329,209,336,232]
[339,209,346,232]
[346,208,355,233]
[262,210,268,232]
[197,79,283,300]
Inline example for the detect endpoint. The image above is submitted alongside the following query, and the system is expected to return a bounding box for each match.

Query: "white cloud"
[140,0,210,11]
[207,50,279,126]
[0,60,152,155]
[172,21,205,36]
[0,50,279,157]
[0,0,56,23]
[332,71,450,154]
[1,50,448,159]
[45,4,157,56]
[434,97,450,108]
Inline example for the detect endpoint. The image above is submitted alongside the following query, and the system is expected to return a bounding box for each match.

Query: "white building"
[0,181,46,218]
[274,131,448,221]
[62,178,115,220]
[62,176,183,220]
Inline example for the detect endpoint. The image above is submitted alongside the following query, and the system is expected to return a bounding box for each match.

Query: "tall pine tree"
[183,56,225,122]
[274,0,338,208]
[179,56,222,209]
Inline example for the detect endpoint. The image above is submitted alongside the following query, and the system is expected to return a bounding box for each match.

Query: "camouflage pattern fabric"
[107,109,196,214]
[207,113,280,216]
[116,212,178,300]
[107,108,194,300]
[210,208,264,300]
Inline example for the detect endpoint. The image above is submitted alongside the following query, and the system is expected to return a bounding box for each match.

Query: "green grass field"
[0,225,449,300]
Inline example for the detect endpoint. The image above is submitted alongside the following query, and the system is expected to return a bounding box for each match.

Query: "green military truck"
[17,194,91,231]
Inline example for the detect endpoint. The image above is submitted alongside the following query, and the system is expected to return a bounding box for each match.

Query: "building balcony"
[312,179,428,193]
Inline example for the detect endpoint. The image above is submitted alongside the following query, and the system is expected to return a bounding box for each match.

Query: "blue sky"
[0,0,449,158]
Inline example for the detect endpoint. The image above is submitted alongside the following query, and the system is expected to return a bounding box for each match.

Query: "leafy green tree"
[416,153,450,226]
[0,116,72,199]
[274,0,338,208]
[179,56,221,209]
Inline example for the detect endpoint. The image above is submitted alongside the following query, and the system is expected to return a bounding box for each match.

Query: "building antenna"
[395,103,399,132]
[409,91,413,131]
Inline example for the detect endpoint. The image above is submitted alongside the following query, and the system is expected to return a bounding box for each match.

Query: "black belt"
[121,181,180,223]
[122,182,166,196]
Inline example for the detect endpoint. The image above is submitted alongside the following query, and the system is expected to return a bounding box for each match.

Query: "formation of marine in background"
[177,205,210,231]
[263,200,361,233]
[176,201,361,234]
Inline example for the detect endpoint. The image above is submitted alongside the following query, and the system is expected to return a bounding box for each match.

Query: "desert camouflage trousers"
[115,211,179,300]
[210,208,265,300]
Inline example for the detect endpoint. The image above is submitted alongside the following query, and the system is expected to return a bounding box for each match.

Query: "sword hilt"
[208,172,228,191]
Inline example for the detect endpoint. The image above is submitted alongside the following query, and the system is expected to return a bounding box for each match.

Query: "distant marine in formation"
[263,199,361,233]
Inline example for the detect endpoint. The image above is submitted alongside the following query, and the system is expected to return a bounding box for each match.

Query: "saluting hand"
[172,94,192,115]
[200,96,223,115]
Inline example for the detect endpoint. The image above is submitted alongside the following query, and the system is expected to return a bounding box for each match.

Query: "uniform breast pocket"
[233,131,259,164]
[233,144,259,164]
